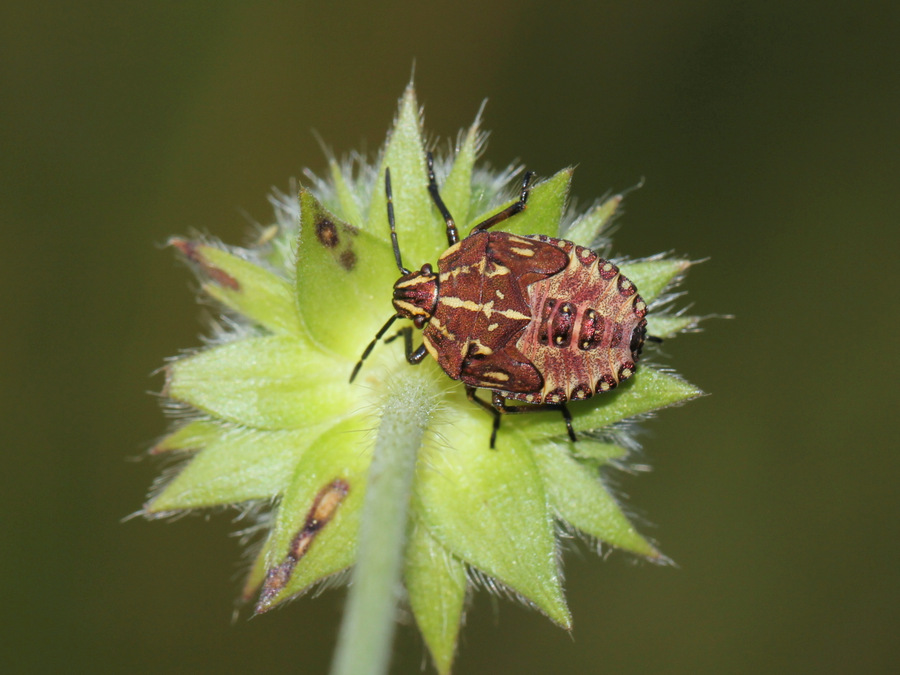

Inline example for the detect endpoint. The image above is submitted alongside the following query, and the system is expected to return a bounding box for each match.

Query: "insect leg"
[471,171,535,233]
[349,314,399,383]
[559,403,577,443]
[466,386,502,449]
[490,392,578,443]
[426,152,460,246]
[392,325,428,365]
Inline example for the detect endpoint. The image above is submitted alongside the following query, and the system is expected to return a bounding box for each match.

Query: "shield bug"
[351,153,649,447]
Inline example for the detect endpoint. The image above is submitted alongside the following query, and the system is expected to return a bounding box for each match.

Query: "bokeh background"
[3,2,897,673]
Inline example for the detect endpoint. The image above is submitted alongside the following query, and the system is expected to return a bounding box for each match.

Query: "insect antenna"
[426,152,460,245]
[350,168,413,383]
[385,168,411,275]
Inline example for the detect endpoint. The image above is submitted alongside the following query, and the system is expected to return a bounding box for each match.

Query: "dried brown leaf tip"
[255,479,350,614]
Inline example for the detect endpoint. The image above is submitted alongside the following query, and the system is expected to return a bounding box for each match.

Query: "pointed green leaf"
[405,521,467,675]
[571,439,629,463]
[530,441,659,557]
[369,85,446,265]
[256,415,372,611]
[295,189,398,359]
[439,118,481,227]
[172,239,305,337]
[146,426,321,512]
[167,336,355,430]
[329,159,364,227]
[520,367,703,440]
[619,259,690,304]
[151,419,221,454]
[415,408,570,627]
[646,314,699,339]
[467,168,572,239]
[564,194,622,247]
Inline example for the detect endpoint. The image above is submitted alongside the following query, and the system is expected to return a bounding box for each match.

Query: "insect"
[350,153,649,448]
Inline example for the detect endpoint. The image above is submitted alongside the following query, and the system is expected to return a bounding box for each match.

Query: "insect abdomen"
[508,236,648,404]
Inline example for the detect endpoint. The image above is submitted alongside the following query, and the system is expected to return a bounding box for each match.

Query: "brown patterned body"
[421,231,647,404]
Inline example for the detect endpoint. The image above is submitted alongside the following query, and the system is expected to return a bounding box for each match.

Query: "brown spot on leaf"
[315,218,339,248]
[339,249,357,271]
[169,238,240,290]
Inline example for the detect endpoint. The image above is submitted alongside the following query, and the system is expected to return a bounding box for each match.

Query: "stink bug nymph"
[350,153,650,448]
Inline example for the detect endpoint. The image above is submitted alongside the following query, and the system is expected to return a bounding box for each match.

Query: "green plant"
[143,84,702,675]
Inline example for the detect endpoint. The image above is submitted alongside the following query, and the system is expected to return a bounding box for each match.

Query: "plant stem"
[330,372,436,675]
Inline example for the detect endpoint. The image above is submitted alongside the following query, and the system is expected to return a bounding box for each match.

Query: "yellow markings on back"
[439,265,469,283]
[498,307,529,320]
[495,289,505,299]
[486,264,510,277]
[440,296,482,312]
[439,296,529,321]
[484,371,509,382]
[429,316,455,340]
[469,339,493,356]
[422,333,440,361]
[511,246,535,257]
[481,299,529,321]
[441,241,462,256]
[487,322,499,332]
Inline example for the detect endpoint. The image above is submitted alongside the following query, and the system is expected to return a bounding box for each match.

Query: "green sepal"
[521,367,703,440]
[619,259,690,304]
[255,415,373,612]
[467,168,572,239]
[368,85,445,265]
[405,521,467,675]
[199,246,304,337]
[295,189,398,359]
[151,419,221,454]
[415,409,571,628]
[530,441,659,558]
[171,239,305,337]
[439,118,481,228]
[146,426,320,512]
[166,336,355,430]
[329,159,365,228]
[570,439,629,463]
[564,194,621,247]
[646,314,699,339]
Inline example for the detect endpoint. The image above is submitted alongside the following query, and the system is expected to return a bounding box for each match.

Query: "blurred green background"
[2,2,897,673]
